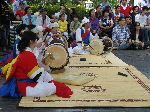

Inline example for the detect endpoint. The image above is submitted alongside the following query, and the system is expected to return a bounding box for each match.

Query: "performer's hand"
[43,65,50,71]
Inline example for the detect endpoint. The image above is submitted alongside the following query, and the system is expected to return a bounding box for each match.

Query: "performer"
[47,22,62,44]
[0,31,73,98]
[75,17,97,45]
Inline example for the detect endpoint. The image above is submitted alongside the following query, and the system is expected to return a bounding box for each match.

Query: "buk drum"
[102,36,113,53]
[43,39,69,70]
[89,38,104,55]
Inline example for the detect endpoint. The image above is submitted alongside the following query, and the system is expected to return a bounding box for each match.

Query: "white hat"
[82,17,90,25]
[31,26,44,33]
[50,22,59,29]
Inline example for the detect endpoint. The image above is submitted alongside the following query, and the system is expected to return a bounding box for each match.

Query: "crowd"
[0,0,150,98]
[0,0,150,51]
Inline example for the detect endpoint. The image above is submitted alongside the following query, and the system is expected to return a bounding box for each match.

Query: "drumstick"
[89,44,94,50]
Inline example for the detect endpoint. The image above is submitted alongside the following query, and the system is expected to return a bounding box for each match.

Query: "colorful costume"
[0,48,73,98]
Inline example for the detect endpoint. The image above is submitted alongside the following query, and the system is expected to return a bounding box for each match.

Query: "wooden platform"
[19,65,150,107]
[68,53,128,67]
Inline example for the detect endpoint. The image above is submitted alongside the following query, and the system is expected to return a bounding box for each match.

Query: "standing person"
[0,24,28,66]
[0,31,73,98]
[120,0,132,17]
[113,5,124,25]
[112,17,131,50]
[35,8,51,29]
[100,0,110,11]
[100,9,114,38]
[54,5,67,22]
[16,1,26,19]
[23,6,36,25]
[95,5,102,20]
[0,0,10,51]
[89,9,99,36]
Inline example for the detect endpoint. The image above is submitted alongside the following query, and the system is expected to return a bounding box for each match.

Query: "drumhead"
[89,38,104,55]
[44,44,69,70]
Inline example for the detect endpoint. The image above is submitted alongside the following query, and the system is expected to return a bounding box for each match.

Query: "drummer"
[76,17,98,46]
[47,22,62,44]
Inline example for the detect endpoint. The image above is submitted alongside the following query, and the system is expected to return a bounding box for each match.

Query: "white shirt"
[135,14,148,27]
[76,27,97,42]
[35,15,51,28]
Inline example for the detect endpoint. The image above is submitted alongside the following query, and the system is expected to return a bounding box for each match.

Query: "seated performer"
[75,17,97,46]
[0,24,28,66]
[47,22,61,43]
[0,31,73,98]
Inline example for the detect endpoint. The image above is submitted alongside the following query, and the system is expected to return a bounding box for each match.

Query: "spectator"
[113,5,124,25]
[68,8,77,22]
[100,9,114,38]
[130,6,139,24]
[23,7,36,25]
[112,17,131,50]
[89,9,99,36]
[95,5,102,20]
[16,1,26,19]
[130,22,144,49]
[100,0,110,11]
[70,15,81,40]
[12,0,27,15]
[135,6,150,47]
[35,8,51,29]
[54,5,67,22]
[58,14,68,38]
[125,16,134,40]
[120,0,132,17]
[14,14,22,21]
[105,6,114,19]
[0,0,10,51]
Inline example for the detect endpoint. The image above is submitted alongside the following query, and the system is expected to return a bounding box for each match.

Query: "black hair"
[102,9,109,17]
[96,5,101,10]
[16,24,27,36]
[24,6,30,14]
[118,17,125,22]
[142,6,148,11]
[73,15,78,18]
[89,9,95,17]
[18,31,38,52]
[115,5,120,10]
[14,14,21,20]
[132,6,139,12]
[125,16,131,19]
[59,13,65,19]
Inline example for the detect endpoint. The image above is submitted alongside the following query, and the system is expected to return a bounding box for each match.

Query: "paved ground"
[0,49,150,112]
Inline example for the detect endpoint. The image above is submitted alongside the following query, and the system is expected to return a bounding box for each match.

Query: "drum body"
[48,33,68,49]
[43,39,69,70]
